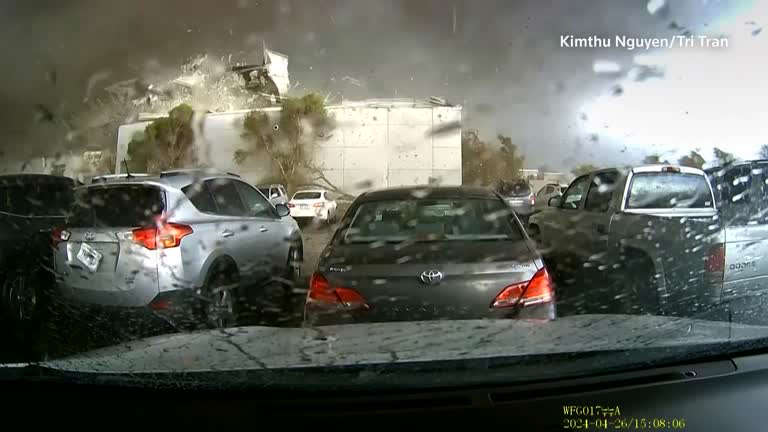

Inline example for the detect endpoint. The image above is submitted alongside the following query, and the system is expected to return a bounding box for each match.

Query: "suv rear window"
[69,185,165,228]
[497,181,531,197]
[293,192,322,200]
[627,173,713,209]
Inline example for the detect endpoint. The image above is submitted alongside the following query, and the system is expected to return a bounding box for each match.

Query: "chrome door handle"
[221,230,235,238]
[259,226,268,232]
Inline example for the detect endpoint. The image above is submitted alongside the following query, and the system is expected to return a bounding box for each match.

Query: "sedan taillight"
[530,194,536,206]
[313,202,325,208]
[308,272,368,309]
[132,223,193,250]
[492,267,554,308]
[287,203,295,208]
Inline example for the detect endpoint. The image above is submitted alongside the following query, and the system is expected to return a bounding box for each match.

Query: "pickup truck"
[528,165,724,318]
[706,160,768,325]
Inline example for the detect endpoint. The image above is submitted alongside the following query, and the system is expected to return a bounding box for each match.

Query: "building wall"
[116,101,462,193]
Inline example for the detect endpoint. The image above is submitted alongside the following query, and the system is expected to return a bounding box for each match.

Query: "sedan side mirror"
[548,196,562,207]
[275,203,291,217]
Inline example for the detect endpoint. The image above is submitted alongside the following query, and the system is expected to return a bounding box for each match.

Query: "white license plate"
[509,200,525,206]
[300,204,309,209]
[76,242,103,273]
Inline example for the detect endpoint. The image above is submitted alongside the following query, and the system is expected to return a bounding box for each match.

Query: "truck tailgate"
[615,210,723,316]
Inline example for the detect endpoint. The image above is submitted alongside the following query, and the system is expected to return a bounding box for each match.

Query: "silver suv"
[51,170,302,328]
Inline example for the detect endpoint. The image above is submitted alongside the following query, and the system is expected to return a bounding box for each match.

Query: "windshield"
[4,0,768,399]
[343,198,522,243]
[627,173,713,209]
[293,192,322,200]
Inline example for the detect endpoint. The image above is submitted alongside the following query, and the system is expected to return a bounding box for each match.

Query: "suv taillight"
[132,223,193,250]
[51,226,70,247]
[308,272,368,309]
[492,267,554,308]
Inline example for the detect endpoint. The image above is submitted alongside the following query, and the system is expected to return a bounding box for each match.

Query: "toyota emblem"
[419,270,444,285]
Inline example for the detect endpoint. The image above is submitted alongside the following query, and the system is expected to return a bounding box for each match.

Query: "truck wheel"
[618,258,659,315]
[528,224,543,249]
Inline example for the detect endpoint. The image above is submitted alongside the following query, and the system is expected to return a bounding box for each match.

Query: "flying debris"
[33,104,55,123]
[593,60,621,74]
[341,76,363,87]
[646,0,667,16]
[230,46,291,97]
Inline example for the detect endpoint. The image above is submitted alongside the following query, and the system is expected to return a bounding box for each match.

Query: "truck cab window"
[584,172,618,213]
[561,176,590,210]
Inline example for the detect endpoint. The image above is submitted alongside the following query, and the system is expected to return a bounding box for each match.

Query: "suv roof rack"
[91,173,150,183]
[159,169,239,178]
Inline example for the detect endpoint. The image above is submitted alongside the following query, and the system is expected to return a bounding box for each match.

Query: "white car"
[287,189,338,223]
[256,184,289,206]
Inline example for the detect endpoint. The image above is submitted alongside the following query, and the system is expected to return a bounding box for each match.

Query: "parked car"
[51,170,303,329]
[533,183,568,212]
[256,183,289,206]
[1,174,74,323]
[529,165,723,318]
[304,186,555,326]
[705,160,768,325]
[287,189,338,224]
[497,179,535,219]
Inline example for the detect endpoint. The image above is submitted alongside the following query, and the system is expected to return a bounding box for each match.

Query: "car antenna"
[122,159,133,178]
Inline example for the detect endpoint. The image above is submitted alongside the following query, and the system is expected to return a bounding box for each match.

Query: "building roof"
[135,98,462,122]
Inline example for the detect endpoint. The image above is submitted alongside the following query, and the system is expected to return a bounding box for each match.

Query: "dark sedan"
[1,174,74,323]
[304,186,555,326]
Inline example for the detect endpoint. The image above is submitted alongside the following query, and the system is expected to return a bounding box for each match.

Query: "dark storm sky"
[0,0,733,167]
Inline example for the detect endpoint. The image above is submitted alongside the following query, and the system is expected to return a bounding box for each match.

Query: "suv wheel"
[198,263,239,329]
[2,271,38,323]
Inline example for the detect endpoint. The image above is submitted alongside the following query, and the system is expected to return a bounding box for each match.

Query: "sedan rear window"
[0,180,73,217]
[343,198,523,243]
[627,173,713,209]
[293,192,321,200]
[69,185,165,228]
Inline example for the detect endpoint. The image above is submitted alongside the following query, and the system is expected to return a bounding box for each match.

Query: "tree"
[461,131,525,186]
[678,150,706,169]
[236,93,338,194]
[642,154,669,164]
[126,104,198,172]
[759,144,768,160]
[571,164,599,177]
[713,147,736,166]
[497,134,525,180]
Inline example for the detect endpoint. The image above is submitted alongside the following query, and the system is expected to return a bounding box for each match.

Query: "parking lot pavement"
[300,222,336,278]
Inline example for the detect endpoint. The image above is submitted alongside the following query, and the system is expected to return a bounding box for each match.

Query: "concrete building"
[115,98,462,193]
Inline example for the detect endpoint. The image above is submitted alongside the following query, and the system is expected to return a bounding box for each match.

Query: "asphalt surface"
[0,221,337,363]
